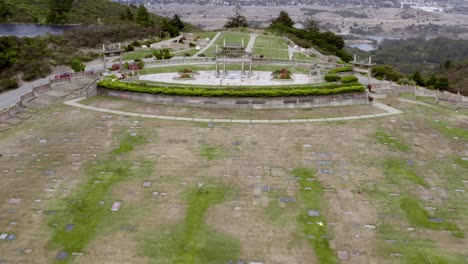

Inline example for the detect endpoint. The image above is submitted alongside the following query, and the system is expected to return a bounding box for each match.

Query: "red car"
[55,72,71,79]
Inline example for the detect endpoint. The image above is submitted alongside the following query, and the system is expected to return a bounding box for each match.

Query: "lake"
[0,24,76,37]
[346,35,402,51]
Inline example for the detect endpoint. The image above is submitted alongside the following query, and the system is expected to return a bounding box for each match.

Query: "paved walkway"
[193,32,221,57]
[63,98,403,124]
[245,33,257,52]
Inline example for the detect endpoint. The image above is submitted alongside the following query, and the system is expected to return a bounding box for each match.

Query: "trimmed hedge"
[341,75,359,83]
[325,74,341,82]
[98,80,365,97]
[329,66,353,74]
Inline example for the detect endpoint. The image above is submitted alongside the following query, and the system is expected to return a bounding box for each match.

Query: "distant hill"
[1,0,161,25]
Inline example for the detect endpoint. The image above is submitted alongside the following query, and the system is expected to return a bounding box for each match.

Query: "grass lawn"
[293,168,338,264]
[172,48,199,57]
[49,132,153,254]
[254,35,288,49]
[192,32,218,40]
[140,184,240,263]
[204,32,250,57]
[122,49,156,61]
[293,52,316,61]
[252,47,289,59]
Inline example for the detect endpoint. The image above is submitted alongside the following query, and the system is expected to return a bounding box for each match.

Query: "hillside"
[444,63,468,95]
[1,0,158,25]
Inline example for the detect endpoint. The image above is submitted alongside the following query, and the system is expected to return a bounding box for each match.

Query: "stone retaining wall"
[98,87,369,109]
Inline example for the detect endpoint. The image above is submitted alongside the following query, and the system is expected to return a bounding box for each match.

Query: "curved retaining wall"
[98,87,369,109]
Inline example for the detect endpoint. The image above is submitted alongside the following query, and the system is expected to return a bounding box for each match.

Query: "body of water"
[346,35,402,51]
[0,24,76,37]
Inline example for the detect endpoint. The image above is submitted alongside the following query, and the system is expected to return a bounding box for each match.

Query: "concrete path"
[245,33,257,52]
[64,98,403,124]
[0,77,50,110]
[193,32,221,57]
[287,46,294,60]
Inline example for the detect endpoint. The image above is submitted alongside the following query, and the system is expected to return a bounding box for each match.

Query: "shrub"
[325,74,341,82]
[0,78,18,92]
[179,68,193,73]
[397,78,416,86]
[111,64,121,71]
[144,53,153,59]
[70,58,86,72]
[197,53,206,57]
[97,80,365,98]
[124,45,134,52]
[178,73,192,79]
[131,40,141,47]
[189,42,196,47]
[341,75,358,83]
[153,49,173,60]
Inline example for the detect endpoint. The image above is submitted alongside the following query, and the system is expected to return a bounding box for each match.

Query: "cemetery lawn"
[0,95,466,263]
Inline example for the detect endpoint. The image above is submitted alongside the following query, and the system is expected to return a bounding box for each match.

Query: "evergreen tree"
[411,71,425,86]
[271,11,294,28]
[70,58,85,72]
[305,19,319,33]
[136,5,151,27]
[435,77,449,90]
[224,3,248,28]
[171,14,184,31]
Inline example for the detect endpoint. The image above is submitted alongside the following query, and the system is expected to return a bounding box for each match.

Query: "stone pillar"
[102,44,107,72]
[223,55,226,76]
[118,43,122,71]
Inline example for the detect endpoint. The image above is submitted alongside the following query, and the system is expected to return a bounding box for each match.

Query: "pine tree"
[136,5,151,27]
[271,11,294,28]
[171,14,184,31]
[224,3,248,29]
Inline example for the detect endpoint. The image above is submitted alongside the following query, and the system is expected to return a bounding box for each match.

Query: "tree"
[271,11,294,28]
[426,74,438,88]
[224,3,248,28]
[372,65,401,82]
[0,0,12,22]
[171,14,184,31]
[47,0,74,24]
[153,49,173,60]
[305,19,319,33]
[126,7,134,21]
[162,19,179,37]
[70,58,85,72]
[136,5,151,27]
[411,71,425,86]
[435,77,449,90]
[443,59,452,70]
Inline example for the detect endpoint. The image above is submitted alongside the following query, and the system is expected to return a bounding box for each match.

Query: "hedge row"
[325,74,341,82]
[341,75,359,83]
[329,66,353,74]
[98,80,365,97]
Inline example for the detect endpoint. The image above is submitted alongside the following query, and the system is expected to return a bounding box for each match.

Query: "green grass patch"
[383,159,427,187]
[140,184,240,263]
[375,131,411,152]
[252,47,289,59]
[204,32,250,57]
[49,132,152,256]
[293,52,315,61]
[254,35,288,49]
[193,32,218,41]
[199,144,226,160]
[427,119,468,140]
[122,49,156,61]
[293,168,338,264]
[378,224,466,264]
[98,79,365,97]
[399,195,463,237]
[172,48,199,57]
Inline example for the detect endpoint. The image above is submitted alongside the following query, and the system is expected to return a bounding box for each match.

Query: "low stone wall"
[98,87,369,109]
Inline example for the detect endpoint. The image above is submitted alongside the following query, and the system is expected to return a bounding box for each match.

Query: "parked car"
[55,72,71,79]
